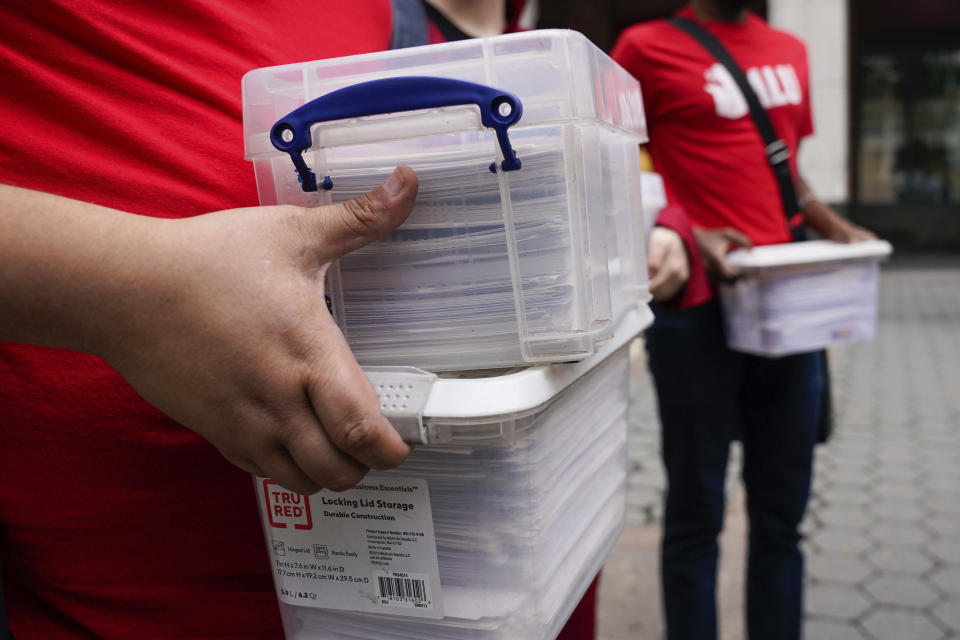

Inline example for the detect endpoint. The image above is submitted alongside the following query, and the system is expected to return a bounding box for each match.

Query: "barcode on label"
[373,570,432,609]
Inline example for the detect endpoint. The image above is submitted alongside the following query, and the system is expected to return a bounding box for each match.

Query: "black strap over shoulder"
[390,0,430,50]
[670,16,805,242]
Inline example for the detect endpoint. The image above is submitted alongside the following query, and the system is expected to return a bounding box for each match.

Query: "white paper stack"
[323,127,644,371]
[721,240,893,356]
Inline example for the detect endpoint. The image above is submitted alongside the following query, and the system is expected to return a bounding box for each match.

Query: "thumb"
[313,166,419,261]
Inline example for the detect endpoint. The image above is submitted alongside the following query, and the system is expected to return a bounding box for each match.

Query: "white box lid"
[364,304,651,442]
[423,305,650,418]
[242,30,647,160]
[726,240,893,271]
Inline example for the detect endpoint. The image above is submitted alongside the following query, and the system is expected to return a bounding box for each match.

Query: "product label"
[257,476,443,619]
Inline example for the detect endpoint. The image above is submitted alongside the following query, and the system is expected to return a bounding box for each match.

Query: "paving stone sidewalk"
[599,255,960,640]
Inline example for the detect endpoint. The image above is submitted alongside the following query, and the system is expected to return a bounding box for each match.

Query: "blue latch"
[270,76,524,192]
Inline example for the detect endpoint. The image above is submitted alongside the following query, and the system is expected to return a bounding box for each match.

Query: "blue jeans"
[645,300,824,640]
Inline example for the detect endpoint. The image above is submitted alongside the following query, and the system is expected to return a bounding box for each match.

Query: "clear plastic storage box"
[242,31,649,370]
[254,307,651,640]
[720,240,893,356]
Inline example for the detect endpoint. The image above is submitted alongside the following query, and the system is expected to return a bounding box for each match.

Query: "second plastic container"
[254,307,651,640]
[720,240,893,356]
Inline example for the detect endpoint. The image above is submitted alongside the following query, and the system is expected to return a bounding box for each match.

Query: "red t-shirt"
[1,3,599,639]
[612,7,814,303]
[0,2,391,638]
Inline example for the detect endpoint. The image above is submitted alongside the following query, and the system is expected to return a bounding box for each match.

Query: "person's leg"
[740,351,823,640]
[646,301,744,640]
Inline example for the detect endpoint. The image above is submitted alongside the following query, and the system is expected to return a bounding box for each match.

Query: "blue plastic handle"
[270,76,524,192]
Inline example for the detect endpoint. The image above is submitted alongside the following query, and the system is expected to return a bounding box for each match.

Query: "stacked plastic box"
[243,30,651,640]
[255,309,649,640]
[243,29,649,370]
[721,240,893,356]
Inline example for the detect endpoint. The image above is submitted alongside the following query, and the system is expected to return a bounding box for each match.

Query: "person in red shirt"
[612,1,873,639]
[0,0,596,638]
[0,2,421,637]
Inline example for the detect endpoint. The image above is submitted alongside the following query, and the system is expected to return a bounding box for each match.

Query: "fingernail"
[382,168,404,197]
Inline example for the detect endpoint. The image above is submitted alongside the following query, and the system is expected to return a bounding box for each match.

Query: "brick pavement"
[599,255,960,640]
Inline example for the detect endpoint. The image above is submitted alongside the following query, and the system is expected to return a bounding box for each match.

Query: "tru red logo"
[263,479,313,530]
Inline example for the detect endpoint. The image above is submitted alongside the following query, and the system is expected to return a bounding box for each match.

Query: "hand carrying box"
[242,31,649,370]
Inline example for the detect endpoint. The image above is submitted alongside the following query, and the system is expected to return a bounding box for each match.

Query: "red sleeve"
[655,204,714,309]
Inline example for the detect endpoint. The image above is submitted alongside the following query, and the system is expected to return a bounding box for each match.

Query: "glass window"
[857,48,960,205]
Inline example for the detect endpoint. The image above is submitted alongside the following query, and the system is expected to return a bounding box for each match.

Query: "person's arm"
[795,176,876,242]
[649,205,721,307]
[648,226,689,302]
[638,147,690,302]
[639,146,717,306]
[0,167,419,495]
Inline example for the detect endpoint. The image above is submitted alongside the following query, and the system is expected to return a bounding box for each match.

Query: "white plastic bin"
[720,240,893,356]
[253,307,651,640]
[242,31,649,370]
